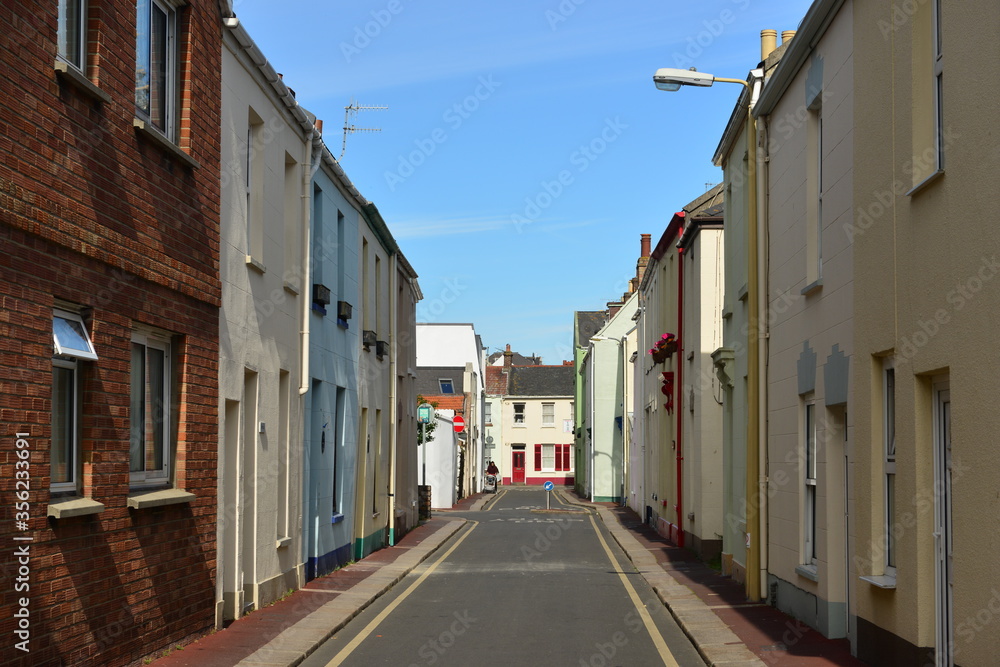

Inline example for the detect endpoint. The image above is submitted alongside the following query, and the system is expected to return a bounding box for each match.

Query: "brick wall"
[0,1,221,665]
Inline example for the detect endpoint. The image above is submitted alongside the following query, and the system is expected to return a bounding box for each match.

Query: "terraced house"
[0,1,222,664]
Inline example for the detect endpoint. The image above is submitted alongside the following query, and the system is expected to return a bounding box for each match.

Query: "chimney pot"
[761,29,777,60]
[781,30,796,44]
[640,233,651,258]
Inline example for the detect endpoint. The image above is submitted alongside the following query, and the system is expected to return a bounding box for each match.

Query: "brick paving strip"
[557,491,767,667]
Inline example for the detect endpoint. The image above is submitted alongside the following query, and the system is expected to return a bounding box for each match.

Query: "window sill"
[54,59,111,104]
[860,574,896,590]
[795,564,819,582]
[800,278,823,296]
[331,513,345,525]
[512,424,526,428]
[283,280,300,295]
[276,536,292,549]
[127,488,195,510]
[133,117,200,169]
[47,497,105,519]
[246,255,266,274]
[906,169,944,197]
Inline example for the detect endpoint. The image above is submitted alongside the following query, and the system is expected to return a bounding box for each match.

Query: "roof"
[575,311,606,347]
[507,365,575,397]
[415,367,465,396]
[421,395,465,412]
[485,366,507,395]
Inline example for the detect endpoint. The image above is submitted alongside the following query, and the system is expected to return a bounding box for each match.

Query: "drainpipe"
[676,248,684,548]
[745,69,764,601]
[387,253,398,545]
[756,112,771,600]
[299,128,323,396]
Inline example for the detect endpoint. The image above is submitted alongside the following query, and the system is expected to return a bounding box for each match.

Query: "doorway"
[933,381,952,666]
[512,450,525,484]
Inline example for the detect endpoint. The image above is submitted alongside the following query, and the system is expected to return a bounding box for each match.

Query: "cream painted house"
[752,0,854,641]
[218,20,312,623]
[852,1,1000,664]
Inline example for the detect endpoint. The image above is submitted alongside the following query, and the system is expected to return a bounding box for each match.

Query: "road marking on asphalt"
[323,521,479,667]
[484,489,508,511]
[587,515,680,667]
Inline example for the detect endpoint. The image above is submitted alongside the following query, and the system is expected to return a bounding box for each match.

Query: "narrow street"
[300,488,705,667]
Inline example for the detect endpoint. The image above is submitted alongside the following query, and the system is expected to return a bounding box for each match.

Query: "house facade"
[217,15,312,622]
[851,1,1000,664]
[580,294,638,503]
[572,311,607,496]
[0,0,221,663]
[499,363,576,486]
[752,0,855,640]
[676,190,725,560]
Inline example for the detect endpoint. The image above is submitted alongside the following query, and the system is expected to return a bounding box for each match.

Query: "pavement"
[151,489,865,667]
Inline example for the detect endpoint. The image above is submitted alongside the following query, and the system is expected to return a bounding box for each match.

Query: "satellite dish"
[486,435,494,445]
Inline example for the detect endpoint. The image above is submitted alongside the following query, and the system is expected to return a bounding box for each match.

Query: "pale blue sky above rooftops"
[233,0,812,364]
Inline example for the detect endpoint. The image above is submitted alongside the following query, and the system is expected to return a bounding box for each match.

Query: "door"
[934,382,952,666]
[512,451,525,484]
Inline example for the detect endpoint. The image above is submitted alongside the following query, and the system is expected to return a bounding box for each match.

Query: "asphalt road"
[300,488,705,667]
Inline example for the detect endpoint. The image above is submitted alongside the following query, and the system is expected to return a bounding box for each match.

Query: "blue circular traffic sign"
[543,481,554,491]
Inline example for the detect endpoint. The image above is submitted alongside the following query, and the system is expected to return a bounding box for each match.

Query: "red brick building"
[0,1,221,664]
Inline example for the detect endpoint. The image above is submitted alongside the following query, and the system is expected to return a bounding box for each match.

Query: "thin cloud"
[389,215,510,239]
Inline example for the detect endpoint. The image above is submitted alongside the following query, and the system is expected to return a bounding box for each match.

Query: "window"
[51,310,97,493]
[542,402,555,426]
[513,403,525,425]
[130,330,171,486]
[135,0,178,139]
[246,110,264,261]
[439,379,455,394]
[804,402,817,564]
[484,402,492,425]
[883,359,897,574]
[805,102,823,289]
[58,0,86,70]
[535,444,572,472]
[932,0,943,171]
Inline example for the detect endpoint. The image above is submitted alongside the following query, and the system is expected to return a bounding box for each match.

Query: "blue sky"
[232,0,813,364]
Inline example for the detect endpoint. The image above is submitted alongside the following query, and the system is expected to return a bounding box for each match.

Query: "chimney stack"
[635,233,652,288]
[315,119,323,134]
[503,344,512,370]
[761,29,777,61]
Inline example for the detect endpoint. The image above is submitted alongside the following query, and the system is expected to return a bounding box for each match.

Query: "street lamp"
[650,63,766,603]
[652,67,749,91]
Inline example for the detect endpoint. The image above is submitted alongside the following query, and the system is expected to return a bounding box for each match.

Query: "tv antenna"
[341,99,387,160]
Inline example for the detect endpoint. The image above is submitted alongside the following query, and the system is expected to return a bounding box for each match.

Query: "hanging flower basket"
[649,333,678,363]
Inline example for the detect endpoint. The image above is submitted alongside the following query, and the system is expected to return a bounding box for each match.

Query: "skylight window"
[53,310,98,360]
[439,379,454,394]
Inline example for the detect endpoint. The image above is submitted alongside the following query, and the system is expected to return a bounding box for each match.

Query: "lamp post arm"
[713,76,751,88]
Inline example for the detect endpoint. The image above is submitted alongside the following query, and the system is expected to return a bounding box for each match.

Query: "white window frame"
[541,444,555,472]
[135,0,179,140]
[804,402,818,565]
[51,358,79,493]
[57,0,87,70]
[483,401,492,425]
[51,308,98,493]
[932,0,944,171]
[513,402,525,426]
[541,402,555,427]
[130,330,172,487]
[883,358,897,575]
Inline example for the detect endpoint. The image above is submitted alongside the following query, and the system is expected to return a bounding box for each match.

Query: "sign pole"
[421,421,426,486]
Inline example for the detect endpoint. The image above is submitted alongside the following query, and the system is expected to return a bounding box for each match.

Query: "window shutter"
[562,445,571,471]
[555,445,562,471]
[534,444,542,471]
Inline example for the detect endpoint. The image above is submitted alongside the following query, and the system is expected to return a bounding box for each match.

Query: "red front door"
[512,451,525,484]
